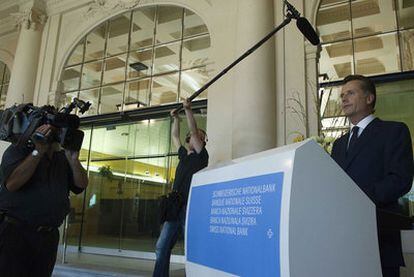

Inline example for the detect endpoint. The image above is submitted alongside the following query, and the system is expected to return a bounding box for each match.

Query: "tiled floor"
[53,249,185,277]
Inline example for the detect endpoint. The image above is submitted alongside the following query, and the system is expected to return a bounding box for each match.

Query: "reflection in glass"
[65,127,90,246]
[131,7,156,50]
[397,0,414,30]
[125,79,150,110]
[317,0,414,148]
[184,9,208,38]
[120,157,169,252]
[319,40,353,80]
[153,43,180,74]
[321,116,348,138]
[376,79,414,142]
[79,128,91,162]
[82,125,130,250]
[182,36,211,70]
[354,33,400,76]
[103,55,127,85]
[0,85,8,109]
[62,66,81,92]
[100,84,124,114]
[319,86,343,118]
[167,155,179,184]
[67,40,84,66]
[0,61,5,81]
[351,0,396,38]
[107,15,131,57]
[0,62,9,109]
[317,1,351,43]
[180,67,211,100]
[0,86,6,100]
[126,119,171,156]
[3,65,10,82]
[79,88,100,116]
[319,0,348,8]
[151,73,179,105]
[400,30,414,71]
[156,6,183,44]
[128,49,153,79]
[66,112,206,254]
[60,5,211,115]
[85,24,107,62]
[81,61,103,89]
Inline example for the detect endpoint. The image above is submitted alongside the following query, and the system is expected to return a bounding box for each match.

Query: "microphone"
[284,0,320,46]
[296,17,320,46]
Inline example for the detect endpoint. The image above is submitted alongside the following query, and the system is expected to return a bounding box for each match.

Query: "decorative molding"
[0,0,20,11]
[45,0,89,15]
[83,0,146,18]
[11,8,47,30]
[0,17,18,35]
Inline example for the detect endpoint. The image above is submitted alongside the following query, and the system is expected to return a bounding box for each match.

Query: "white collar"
[350,114,376,132]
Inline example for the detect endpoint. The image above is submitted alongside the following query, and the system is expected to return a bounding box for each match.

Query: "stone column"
[232,0,276,158]
[305,42,321,137]
[6,7,47,107]
[275,0,321,145]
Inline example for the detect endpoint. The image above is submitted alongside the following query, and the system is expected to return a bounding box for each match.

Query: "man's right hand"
[170,109,179,118]
[183,98,192,110]
[32,124,55,155]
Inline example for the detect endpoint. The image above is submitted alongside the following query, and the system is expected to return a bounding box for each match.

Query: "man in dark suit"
[331,74,413,277]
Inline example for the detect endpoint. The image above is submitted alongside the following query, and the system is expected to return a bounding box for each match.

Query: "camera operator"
[0,124,88,276]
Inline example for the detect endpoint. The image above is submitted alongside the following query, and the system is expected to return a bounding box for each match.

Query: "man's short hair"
[185,129,208,144]
[343,74,376,108]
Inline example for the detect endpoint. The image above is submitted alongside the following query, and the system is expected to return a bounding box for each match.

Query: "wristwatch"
[31,149,40,157]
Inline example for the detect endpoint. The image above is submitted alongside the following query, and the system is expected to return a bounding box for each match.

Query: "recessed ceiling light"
[129,62,148,71]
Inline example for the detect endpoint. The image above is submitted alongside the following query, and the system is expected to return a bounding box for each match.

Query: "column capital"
[11,7,47,31]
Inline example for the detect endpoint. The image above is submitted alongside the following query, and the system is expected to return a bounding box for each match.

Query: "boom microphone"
[296,17,320,46]
[284,0,320,46]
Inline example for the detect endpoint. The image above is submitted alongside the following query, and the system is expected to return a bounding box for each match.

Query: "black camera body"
[0,98,91,151]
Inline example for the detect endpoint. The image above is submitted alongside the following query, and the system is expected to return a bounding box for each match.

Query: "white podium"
[185,139,382,277]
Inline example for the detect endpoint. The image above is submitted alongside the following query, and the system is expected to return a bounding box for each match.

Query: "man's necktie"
[347,126,359,154]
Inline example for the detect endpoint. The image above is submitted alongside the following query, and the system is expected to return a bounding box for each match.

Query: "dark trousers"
[0,219,59,277]
[382,267,400,277]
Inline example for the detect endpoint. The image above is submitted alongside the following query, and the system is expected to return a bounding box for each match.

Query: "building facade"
[0,0,413,271]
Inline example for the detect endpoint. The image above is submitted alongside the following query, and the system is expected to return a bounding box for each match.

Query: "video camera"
[0,98,91,151]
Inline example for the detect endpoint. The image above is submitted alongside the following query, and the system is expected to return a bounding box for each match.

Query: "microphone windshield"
[296,17,320,46]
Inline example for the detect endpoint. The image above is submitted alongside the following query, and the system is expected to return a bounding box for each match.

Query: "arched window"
[0,61,10,109]
[59,5,211,116]
[316,0,414,138]
[59,5,210,257]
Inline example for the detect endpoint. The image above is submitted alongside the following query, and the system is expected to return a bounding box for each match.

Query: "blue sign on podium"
[187,172,284,276]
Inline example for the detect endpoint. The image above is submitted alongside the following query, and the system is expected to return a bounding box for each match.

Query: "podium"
[185,139,383,277]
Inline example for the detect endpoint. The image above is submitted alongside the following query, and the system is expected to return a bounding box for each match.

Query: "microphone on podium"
[284,0,320,46]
